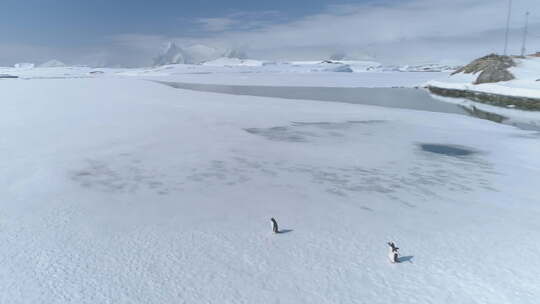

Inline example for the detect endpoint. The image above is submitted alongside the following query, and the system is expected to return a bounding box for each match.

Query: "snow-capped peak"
[39,59,66,68]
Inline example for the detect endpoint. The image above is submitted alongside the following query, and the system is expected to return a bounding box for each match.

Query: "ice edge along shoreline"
[426,85,540,111]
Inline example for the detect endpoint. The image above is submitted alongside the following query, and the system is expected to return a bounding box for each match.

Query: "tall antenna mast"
[504,0,513,55]
[520,12,530,57]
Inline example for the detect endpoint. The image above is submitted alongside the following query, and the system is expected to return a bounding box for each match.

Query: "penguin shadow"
[276,229,294,234]
[398,255,414,263]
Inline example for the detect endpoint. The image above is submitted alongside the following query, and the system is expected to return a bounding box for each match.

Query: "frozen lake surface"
[157,81,539,130]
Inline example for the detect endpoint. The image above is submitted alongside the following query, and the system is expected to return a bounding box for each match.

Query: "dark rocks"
[427,86,540,111]
[452,54,516,84]
[475,65,515,84]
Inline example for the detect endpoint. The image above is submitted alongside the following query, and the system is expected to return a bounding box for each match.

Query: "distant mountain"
[222,49,248,60]
[153,42,185,66]
[39,59,66,68]
[202,57,266,67]
[381,63,460,72]
[153,42,248,66]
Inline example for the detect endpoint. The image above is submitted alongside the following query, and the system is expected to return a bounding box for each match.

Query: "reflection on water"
[156,81,536,130]
[460,105,505,123]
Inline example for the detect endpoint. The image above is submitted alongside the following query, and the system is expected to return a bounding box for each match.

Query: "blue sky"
[1,0,539,66]
[1,0,363,45]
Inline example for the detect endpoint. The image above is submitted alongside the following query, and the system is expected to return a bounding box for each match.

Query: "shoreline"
[426,85,540,111]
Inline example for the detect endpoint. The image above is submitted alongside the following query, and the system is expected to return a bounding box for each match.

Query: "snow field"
[1,78,539,303]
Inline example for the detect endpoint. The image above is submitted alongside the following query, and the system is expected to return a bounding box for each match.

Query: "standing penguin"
[271,218,279,234]
[387,242,400,263]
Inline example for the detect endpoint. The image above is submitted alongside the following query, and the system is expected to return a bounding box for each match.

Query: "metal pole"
[521,12,530,57]
[504,0,513,55]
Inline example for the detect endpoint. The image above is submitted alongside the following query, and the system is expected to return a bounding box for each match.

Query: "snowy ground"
[126,60,451,87]
[1,70,540,303]
[0,61,451,88]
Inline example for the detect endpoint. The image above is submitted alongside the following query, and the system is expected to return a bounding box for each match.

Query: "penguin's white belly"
[388,251,398,263]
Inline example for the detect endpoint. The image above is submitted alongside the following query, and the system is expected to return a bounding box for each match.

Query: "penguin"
[387,242,400,263]
[271,218,279,234]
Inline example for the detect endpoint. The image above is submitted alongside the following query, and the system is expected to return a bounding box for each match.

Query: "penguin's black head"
[388,242,399,251]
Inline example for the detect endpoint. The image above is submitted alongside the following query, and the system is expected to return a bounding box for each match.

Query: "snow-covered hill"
[153,42,243,66]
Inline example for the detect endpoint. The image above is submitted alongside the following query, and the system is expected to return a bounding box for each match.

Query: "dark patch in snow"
[420,144,476,156]
[70,157,182,195]
[244,127,314,142]
[245,120,386,142]
[70,137,495,205]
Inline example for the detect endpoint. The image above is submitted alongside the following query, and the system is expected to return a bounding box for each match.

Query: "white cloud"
[191,0,540,63]
[194,10,283,32]
[111,0,540,65]
[196,17,237,32]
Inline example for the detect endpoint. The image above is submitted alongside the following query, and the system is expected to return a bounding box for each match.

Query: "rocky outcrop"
[451,54,515,84]
[474,67,514,84]
[427,54,540,111]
